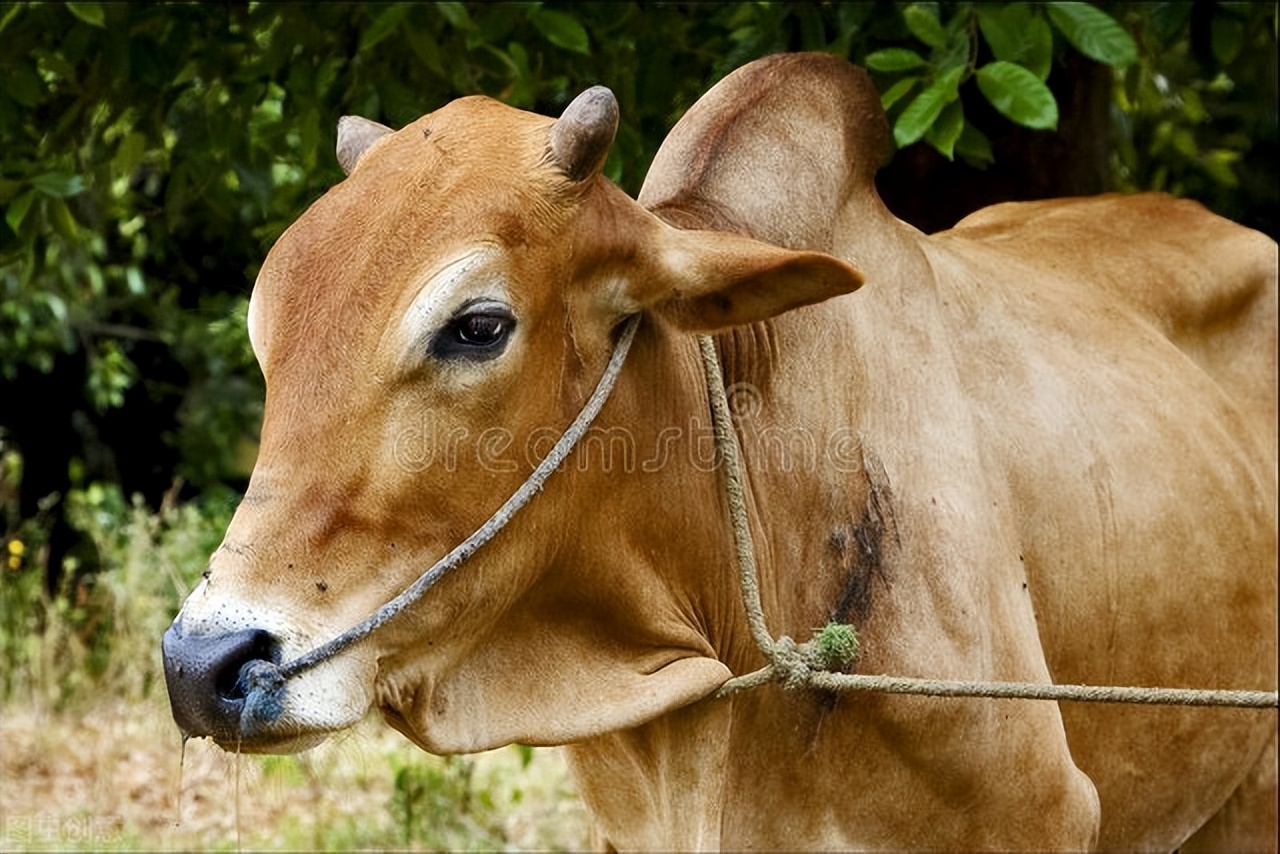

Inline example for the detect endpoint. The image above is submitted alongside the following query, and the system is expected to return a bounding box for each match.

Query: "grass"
[0,701,589,851]
[0,481,590,851]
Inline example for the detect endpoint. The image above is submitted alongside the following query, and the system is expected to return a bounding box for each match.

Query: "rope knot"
[767,623,861,690]
[238,659,286,734]
[769,636,812,690]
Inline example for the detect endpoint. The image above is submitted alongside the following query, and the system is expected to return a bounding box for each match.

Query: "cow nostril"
[213,630,281,702]
[163,623,285,740]
[215,667,244,702]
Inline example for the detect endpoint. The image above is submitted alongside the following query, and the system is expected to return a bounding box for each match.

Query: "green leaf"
[976,61,1058,130]
[0,4,21,37]
[359,4,410,53]
[976,5,1020,63]
[32,172,87,198]
[865,48,927,73]
[406,28,445,77]
[65,2,105,28]
[926,99,965,160]
[113,132,148,178]
[435,2,475,31]
[1171,128,1198,158]
[1179,88,1207,124]
[87,340,137,412]
[903,4,947,50]
[1201,149,1240,188]
[979,4,1053,81]
[49,198,78,239]
[528,8,590,55]
[955,122,994,167]
[4,61,44,108]
[6,189,36,233]
[516,743,535,769]
[42,292,68,324]
[880,77,919,111]
[1021,13,1054,81]
[1211,16,1244,65]
[1046,2,1137,68]
[893,65,965,148]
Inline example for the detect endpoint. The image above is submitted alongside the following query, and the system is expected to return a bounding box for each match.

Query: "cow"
[162,53,1278,850]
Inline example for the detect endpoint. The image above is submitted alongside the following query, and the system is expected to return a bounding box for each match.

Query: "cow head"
[162,84,862,754]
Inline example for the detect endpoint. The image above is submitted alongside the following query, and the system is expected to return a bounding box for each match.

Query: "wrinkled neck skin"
[564,203,1091,850]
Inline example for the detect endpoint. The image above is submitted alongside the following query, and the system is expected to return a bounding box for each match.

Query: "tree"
[1,2,1275,591]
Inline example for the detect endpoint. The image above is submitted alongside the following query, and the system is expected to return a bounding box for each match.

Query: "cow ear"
[336,115,393,175]
[548,86,618,182]
[634,223,864,332]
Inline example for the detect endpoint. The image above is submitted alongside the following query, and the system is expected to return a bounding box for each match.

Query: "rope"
[696,334,1278,711]
[238,316,1274,729]
[237,315,643,730]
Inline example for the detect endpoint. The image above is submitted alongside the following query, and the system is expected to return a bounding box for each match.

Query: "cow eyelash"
[429,301,517,361]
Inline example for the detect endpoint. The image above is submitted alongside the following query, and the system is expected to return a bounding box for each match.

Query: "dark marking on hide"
[809,451,897,718]
[828,450,897,628]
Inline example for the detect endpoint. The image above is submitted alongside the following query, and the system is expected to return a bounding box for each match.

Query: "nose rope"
[236,314,643,732]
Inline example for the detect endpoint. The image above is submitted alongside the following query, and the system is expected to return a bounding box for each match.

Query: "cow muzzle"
[162,619,284,743]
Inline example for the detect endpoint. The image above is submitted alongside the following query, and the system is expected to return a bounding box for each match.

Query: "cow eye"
[457,313,509,346]
[431,302,516,360]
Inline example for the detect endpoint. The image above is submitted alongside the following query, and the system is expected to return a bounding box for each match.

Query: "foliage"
[389,754,504,849]
[0,478,233,706]
[1113,2,1278,236]
[1,700,588,851]
[867,2,1136,161]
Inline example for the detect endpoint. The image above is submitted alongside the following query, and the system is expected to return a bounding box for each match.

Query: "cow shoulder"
[942,192,1278,453]
[944,193,1276,337]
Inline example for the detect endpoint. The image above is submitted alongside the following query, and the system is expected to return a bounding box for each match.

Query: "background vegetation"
[1,2,1276,849]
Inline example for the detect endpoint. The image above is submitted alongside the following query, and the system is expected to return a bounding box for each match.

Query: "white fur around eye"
[396,247,512,370]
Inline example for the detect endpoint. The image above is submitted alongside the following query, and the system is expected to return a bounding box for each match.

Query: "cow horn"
[336,115,393,175]
[548,86,619,182]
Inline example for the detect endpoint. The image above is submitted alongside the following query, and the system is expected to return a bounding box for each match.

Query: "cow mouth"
[206,729,333,755]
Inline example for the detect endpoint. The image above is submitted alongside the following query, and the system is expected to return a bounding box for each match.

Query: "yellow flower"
[6,555,17,570]
[7,539,23,556]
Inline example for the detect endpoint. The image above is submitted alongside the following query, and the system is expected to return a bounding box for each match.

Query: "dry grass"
[0,696,590,851]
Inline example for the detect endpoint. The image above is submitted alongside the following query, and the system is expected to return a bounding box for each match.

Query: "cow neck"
[696,333,863,687]
[232,314,644,735]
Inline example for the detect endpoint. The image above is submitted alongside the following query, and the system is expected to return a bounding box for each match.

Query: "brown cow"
[163,54,1277,850]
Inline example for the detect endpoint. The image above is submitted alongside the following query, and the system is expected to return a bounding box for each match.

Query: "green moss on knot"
[811,622,860,671]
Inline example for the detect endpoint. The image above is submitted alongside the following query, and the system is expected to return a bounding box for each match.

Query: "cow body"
[163,54,1277,850]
